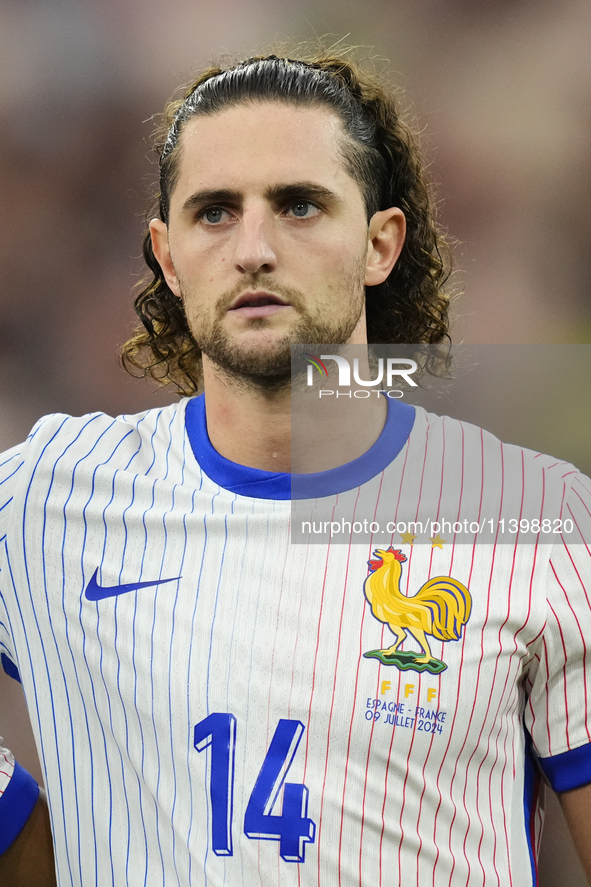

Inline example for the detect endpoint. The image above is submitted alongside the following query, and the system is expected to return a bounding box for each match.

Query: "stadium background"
[1,0,590,882]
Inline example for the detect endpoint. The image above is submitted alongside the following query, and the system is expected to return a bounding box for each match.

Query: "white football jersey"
[1,394,590,886]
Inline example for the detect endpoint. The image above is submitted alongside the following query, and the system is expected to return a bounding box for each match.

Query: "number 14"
[194,713,316,863]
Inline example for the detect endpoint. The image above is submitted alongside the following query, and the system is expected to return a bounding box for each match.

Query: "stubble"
[178,260,367,393]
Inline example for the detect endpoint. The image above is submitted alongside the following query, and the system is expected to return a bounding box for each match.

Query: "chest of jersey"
[6,458,550,885]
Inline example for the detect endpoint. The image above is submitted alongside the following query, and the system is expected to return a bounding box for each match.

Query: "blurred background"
[1,0,590,882]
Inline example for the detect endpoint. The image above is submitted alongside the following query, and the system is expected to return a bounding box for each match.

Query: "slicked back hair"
[121,52,453,396]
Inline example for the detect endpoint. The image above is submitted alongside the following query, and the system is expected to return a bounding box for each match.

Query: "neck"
[204,365,293,471]
[201,353,388,474]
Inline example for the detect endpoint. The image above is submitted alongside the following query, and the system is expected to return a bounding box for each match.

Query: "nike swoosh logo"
[85,567,182,601]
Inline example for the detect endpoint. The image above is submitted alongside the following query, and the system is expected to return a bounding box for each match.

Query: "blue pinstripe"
[66,419,130,884]
[145,411,168,885]
[223,500,255,887]
[160,406,186,887]
[119,414,151,885]
[20,414,92,886]
[184,475,206,887]
[201,504,229,885]
[120,416,152,885]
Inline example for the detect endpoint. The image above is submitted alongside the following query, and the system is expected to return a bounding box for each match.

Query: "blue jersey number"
[244,718,316,862]
[193,713,236,856]
[194,714,316,863]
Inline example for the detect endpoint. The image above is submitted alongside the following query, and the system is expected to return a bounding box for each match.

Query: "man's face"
[151,101,394,388]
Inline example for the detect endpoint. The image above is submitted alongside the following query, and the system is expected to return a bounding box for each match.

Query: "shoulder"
[406,405,588,544]
[26,399,187,452]
[412,403,582,484]
[6,399,192,487]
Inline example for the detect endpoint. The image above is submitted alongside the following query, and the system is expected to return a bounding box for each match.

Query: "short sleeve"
[0,442,26,668]
[0,412,56,539]
[0,415,57,664]
[0,443,25,539]
[0,423,51,854]
[524,472,591,792]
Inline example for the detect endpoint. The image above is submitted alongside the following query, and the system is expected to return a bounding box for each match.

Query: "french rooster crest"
[363,547,471,674]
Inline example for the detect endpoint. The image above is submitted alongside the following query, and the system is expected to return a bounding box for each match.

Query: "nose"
[233,207,278,275]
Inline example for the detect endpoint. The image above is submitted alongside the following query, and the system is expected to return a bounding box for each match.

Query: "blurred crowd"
[0,0,590,450]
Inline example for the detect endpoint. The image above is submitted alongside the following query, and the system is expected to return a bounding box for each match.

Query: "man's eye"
[201,207,228,224]
[286,200,319,219]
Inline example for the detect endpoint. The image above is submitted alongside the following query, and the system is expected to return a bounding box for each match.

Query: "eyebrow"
[180,182,342,214]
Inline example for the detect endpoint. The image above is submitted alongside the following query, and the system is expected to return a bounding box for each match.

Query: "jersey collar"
[185,394,415,500]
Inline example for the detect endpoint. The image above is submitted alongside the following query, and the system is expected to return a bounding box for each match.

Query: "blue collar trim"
[185,394,415,500]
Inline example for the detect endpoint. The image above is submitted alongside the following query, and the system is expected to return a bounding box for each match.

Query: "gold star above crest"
[430,534,446,549]
[400,531,417,545]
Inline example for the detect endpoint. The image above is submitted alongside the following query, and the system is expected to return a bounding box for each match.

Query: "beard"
[179,266,366,393]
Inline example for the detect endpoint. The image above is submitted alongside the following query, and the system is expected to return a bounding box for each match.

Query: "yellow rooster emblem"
[363,547,471,674]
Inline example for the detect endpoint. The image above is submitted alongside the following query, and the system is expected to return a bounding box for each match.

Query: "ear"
[149,219,181,298]
[365,208,406,287]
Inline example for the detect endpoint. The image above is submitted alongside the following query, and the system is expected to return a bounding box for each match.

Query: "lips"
[229,291,288,310]
[227,291,292,319]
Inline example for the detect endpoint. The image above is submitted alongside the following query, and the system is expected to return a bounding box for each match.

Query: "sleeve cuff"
[0,761,40,854]
[1,653,21,683]
[538,742,591,792]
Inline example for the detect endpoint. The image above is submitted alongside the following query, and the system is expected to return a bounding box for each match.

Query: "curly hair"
[121,50,454,396]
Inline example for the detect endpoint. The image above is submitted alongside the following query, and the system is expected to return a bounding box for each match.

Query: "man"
[1,52,590,885]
